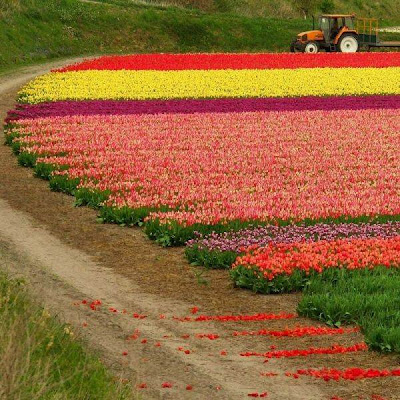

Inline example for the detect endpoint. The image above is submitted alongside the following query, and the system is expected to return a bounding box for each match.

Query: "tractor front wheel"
[304,41,319,53]
[338,34,359,53]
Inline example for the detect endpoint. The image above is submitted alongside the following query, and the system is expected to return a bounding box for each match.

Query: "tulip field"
[5,52,400,353]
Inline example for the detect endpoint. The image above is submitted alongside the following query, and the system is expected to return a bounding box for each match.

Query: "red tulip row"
[55,52,400,72]
[233,237,400,282]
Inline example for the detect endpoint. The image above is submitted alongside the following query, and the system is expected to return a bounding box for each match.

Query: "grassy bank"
[0,272,135,400]
[1,0,399,74]
[98,0,400,19]
[0,0,310,73]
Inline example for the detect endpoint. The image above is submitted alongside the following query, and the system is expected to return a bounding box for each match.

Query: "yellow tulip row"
[19,68,400,104]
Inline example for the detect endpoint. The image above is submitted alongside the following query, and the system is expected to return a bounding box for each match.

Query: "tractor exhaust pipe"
[312,15,315,30]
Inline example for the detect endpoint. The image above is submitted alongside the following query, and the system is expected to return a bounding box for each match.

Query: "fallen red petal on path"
[234,326,359,338]
[191,306,199,314]
[260,372,278,377]
[162,382,173,388]
[248,392,268,398]
[137,383,147,389]
[195,333,220,340]
[287,368,400,381]
[175,312,296,322]
[186,385,193,390]
[133,313,147,319]
[241,343,368,359]
[122,351,128,356]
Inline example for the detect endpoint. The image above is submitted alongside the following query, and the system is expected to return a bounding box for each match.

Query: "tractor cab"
[291,14,359,53]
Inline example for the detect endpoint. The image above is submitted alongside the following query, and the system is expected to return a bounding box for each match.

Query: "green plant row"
[185,245,238,269]
[145,214,400,246]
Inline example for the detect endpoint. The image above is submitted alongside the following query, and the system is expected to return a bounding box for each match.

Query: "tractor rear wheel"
[304,41,319,53]
[338,34,359,53]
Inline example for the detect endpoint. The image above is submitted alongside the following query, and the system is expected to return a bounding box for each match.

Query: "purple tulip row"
[186,222,400,253]
[6,95,400,123]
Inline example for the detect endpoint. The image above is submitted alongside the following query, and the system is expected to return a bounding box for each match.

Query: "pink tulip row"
[13,107,400,226]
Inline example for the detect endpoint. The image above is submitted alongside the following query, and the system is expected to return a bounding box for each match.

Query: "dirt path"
[0,60,399,400]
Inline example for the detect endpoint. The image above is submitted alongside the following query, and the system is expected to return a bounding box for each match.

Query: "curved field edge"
[0,271,135,400]
[4,124,399,246]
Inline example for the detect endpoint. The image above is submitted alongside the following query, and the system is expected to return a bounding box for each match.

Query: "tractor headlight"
[302,34,308,41]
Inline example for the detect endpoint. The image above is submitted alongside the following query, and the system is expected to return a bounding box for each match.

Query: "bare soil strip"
[0,61,399,400]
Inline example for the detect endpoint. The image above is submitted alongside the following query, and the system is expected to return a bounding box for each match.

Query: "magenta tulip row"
[6,95,400,123]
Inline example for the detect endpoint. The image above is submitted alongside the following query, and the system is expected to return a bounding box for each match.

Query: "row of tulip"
[231,237,400,293]
[6,95,400,123]
[18,68,400,104]
[9,107,399,244]
[55,53,400,72]
[186,222,400,269]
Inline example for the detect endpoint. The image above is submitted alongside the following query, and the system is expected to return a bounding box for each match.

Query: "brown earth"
[0,60,399,400]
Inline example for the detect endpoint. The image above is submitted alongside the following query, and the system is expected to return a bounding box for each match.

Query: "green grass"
[0,0,311,73]
[96,0,400,19]
[298,267,400,353]
[0,272,136,399]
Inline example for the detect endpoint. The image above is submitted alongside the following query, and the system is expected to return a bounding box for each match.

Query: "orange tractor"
[291,14,400,53]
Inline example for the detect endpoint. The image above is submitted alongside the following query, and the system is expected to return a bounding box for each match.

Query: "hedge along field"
[5,52,400,353]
